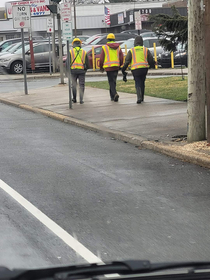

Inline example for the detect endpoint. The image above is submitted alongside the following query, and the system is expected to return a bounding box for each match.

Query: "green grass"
[86,76,188,101]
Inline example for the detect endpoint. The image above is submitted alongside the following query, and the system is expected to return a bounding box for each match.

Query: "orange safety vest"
[130,46,149,70]
[70,47,86,69]
[102,43,120,68]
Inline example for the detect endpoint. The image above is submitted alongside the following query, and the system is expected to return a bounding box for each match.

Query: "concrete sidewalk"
[0,67,188,81]
[1,74,210,169]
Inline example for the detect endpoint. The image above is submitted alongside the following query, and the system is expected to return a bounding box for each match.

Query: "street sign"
[134,11,142,30]
[47,17,53,33]
[60,2,72,22]
[13,5,31,29]
[7,0,50,19]
[62,22,73,41]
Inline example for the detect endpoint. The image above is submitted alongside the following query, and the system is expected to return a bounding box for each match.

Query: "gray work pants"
[71,73,85,102]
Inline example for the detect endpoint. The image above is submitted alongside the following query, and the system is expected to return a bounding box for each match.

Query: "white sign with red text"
[13,5,31,29]
[6,0,50,19]
[60,2,72,22]
[47,17,53,33]
[134,11,142,30]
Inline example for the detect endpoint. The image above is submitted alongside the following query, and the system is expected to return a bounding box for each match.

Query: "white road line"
[0,179,102,264]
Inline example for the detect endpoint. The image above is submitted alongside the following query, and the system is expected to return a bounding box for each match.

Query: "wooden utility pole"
[204,0,210,143]
[187,0,206,142]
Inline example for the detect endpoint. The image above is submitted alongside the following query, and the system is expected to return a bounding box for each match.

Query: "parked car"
[77,35,90,43]
[121,29,150,35]
[158,43,188,68]
[0,38,48,58]
[0,36,45,52]
[141,32,156,38]
[0,42,29,57]
[0,42,59,74]
[68,35,90,45]
[89,33,135,45]
[83,34,102,45]
[120,37,164,57]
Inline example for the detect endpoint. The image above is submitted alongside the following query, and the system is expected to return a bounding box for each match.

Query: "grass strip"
[86,76,188,101]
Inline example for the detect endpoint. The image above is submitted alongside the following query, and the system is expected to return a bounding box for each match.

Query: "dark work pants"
[132,68,148,101]
[106,70,118,99]
[71,73,85,102]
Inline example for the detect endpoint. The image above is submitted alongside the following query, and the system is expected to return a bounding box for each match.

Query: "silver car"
[0,42,30,58]
[0,42,58,74]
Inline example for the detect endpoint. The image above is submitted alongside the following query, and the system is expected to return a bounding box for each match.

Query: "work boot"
[114,93,119,102]
[136,87,142,104]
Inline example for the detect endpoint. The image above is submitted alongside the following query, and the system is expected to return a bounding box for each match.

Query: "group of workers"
[69,33,156,104]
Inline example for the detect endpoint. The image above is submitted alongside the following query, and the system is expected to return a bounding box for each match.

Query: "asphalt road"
[1,103,210,270]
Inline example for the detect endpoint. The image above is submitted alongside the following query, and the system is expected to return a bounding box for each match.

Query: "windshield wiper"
[2,260,210,280]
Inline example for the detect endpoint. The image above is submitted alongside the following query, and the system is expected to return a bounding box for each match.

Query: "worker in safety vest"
[121,36,155,104]
[70,38,89,104]
[100,33,124,102]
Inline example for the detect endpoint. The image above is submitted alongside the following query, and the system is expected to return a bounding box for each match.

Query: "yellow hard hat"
[72,38,82,45]
[107,33,115,40]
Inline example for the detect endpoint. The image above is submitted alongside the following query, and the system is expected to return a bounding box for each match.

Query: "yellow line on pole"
[125,44,127,56]
[92,46,95,71]
[153,42,158,70]
[171,51,174,69]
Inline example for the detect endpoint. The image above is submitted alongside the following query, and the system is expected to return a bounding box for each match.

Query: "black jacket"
[122,46,155,72]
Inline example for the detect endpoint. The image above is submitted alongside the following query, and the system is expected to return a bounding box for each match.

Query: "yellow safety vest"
[130,46,149,70]
[70,47,86,70]
[102,42,120,68]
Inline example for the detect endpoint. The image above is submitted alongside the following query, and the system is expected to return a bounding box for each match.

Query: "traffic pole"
[57,13,65,84]
[49,33,52,75]
[28,27,35,72]
[73,0,77,37]
[21,28,28,95]
[52,13,56,73]
[67,40,72,109]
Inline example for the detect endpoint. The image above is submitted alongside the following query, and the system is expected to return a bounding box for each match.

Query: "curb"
[1,97,208,169]
[0,70,188,81]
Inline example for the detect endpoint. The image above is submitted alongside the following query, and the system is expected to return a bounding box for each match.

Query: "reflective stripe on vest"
[130,46,149,70]
[70,48,86,69]
[102,45,120,68]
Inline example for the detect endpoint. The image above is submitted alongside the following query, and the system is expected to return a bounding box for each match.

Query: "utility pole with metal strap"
[187,0,206,142]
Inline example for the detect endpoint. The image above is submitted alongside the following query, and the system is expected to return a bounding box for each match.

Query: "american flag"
[104,6,111,25]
